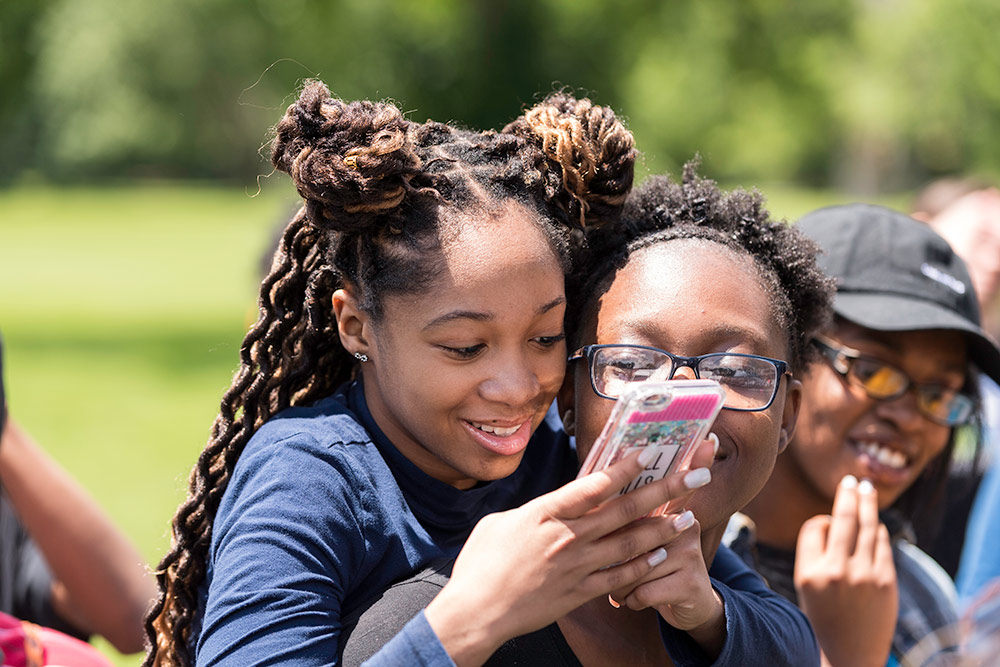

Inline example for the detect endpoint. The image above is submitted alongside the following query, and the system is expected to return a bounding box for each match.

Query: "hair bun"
[271,80,421,233]
[504,92,636,228]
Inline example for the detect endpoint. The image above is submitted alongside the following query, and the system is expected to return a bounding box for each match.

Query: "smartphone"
[576,379,725,517]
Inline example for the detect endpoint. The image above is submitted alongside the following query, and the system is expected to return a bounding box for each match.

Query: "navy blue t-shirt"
[193,380,576,666]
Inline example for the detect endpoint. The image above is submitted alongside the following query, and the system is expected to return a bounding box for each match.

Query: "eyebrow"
[624,319,774,351]
[422,296,566,331]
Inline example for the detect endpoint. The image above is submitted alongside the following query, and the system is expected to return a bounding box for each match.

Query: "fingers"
[591,510,697,573]
[873,523,895,576]
[852,479,880,560]
[795,514,832,562]
[826,475,860,560]
[583,465,711,538]
[545,449,655,518]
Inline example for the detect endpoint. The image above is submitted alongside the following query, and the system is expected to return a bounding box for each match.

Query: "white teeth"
[857,441,907,470]
[474,423,520,437]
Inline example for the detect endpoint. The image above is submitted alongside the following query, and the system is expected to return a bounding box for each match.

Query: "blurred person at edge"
[912,180,1000,604]
[0,334,155,654]
[726,204,1000,666]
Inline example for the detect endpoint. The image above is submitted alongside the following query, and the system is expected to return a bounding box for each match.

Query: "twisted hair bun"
[271,81,422,232]
[504,92,636,228]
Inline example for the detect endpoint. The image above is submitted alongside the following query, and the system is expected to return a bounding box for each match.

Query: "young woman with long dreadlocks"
[144,82,718,666]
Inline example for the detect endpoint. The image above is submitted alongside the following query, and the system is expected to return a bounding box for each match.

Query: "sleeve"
[195,433,373,666]
[659,544,820,667]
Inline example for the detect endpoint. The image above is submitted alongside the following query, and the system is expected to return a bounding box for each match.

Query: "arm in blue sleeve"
[196,434,369,666]
[360,612,454,667]
[660,545,819,667]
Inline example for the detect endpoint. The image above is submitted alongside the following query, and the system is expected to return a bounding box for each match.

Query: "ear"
[556,371,577,436]
[776,376,802,454]
[332,288,372,358]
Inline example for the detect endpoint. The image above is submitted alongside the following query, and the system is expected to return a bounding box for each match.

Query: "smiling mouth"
[468,422,522,437]
[853,440,909,471]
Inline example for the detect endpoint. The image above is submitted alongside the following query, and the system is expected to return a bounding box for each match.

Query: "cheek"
[574,398,615,464]
[918,427,952,468]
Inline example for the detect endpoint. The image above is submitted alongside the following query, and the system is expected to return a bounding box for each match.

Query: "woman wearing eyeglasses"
[732,203,1000,666]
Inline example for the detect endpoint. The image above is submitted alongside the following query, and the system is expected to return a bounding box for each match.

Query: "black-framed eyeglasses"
[568,343,791,412]
[812,336,975,426]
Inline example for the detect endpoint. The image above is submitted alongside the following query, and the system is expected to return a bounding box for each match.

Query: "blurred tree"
[2,0,999,190]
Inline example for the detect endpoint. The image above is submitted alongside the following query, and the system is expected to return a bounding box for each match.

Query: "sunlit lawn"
[0,180,902,664]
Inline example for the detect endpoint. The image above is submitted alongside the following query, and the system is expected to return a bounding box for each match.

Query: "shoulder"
[213,396,396,551]
[235,396,382,491]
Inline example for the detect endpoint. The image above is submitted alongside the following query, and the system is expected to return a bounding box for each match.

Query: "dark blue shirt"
[193,380,576,666]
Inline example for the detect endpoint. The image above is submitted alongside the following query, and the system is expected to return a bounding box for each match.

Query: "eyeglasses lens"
[593,347,778,410]
[698,356,778,410]
[847,357,972,426]
[593,347,670,398]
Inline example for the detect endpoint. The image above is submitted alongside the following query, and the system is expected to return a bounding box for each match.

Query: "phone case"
[576,379,726,517]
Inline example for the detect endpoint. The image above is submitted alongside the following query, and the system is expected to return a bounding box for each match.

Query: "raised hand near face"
[794,475,898,667]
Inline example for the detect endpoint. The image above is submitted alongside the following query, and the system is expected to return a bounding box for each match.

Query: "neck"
[742,451,831,550]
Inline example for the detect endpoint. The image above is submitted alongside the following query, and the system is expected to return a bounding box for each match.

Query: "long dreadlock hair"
[567,160,835,375]
[143,81,636,666]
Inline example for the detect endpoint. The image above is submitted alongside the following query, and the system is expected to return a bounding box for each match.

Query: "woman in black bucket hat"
[726,203,1000,666]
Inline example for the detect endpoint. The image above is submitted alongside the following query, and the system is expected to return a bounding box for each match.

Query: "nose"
[671,364,699,381]
[872,387,924,430]
[479,352,543,407]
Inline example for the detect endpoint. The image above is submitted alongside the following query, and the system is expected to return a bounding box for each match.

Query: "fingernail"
[858,479,874,495]
[673,510,695,531]
[608,594,621,609]
[709,433,719,456]
[841,474,858,489]
[684,467,712,489]
[646,547,668,567]
[637,447,657,467]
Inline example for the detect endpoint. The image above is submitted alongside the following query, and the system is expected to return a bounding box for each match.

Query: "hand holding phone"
[577,380,725,517]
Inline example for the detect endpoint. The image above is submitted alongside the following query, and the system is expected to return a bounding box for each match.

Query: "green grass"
[0,181,905,664]
[0,183,293,665]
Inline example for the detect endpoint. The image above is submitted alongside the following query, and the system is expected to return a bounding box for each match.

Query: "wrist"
[425,586,506,667]
[683,589,726,657]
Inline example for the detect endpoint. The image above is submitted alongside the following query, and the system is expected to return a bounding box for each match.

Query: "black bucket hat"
[797,203,1000,384]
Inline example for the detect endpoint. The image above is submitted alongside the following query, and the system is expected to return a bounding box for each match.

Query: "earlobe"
[332,289,371,359]
[777,377,803,454]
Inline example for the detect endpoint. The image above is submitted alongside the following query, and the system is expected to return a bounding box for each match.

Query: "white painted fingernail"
[684,468,712,489]
[709,433,719,456]
[841,474,858,489]
[647,547,668,567]
[673,510,695,531]
[638,447,657,467]
[858,479,874,495]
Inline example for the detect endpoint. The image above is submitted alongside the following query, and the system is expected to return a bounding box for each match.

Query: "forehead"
[593,240,787,356]
[439,203,559,281]
[380,203,565,325]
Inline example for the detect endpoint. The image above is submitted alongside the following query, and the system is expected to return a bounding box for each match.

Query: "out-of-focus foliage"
[3,0,999,191]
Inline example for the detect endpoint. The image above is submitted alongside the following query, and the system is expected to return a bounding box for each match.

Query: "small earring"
[354,352,368,363]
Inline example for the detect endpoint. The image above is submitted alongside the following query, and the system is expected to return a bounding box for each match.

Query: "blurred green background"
[1,0,997,663]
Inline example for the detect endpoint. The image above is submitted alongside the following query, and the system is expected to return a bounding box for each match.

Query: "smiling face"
[778,320,966,510]
[354,204,567,489]
[566,240,801,540]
